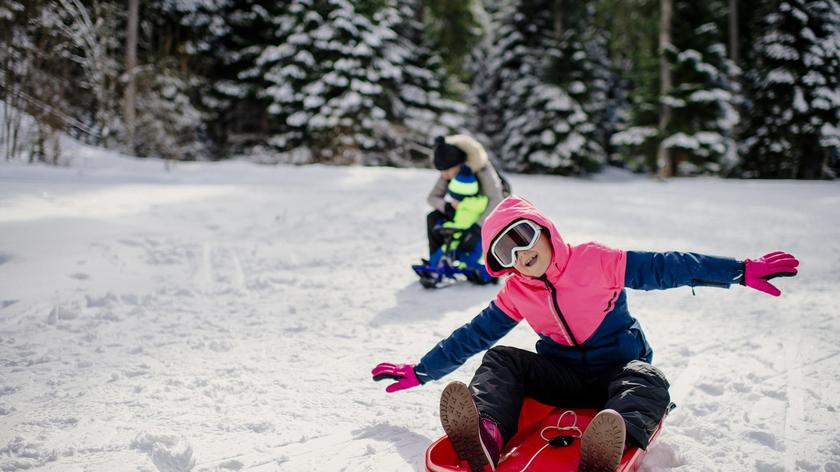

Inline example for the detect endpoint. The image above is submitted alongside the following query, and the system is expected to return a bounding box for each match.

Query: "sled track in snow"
[783,316,804,471]
[195,241,248,295]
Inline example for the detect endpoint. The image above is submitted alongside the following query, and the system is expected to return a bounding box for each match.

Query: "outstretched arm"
[415,302,518,382]
[371,302,519,392]
[625,250,798,296]
[624,251,744,290]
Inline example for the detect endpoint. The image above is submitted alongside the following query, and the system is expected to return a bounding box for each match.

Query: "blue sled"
[413,227,496,289]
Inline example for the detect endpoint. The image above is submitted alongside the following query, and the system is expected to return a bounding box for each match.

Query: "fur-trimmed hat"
[433,136,467,170]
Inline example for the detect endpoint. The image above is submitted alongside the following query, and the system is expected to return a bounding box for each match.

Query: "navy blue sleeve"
[624,251,745,291]
[414,302,519,382]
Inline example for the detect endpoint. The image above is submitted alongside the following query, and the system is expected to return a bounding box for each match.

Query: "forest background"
[2,0,839,179]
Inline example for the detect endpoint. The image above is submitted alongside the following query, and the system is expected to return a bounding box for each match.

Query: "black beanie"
[433,136,467,170]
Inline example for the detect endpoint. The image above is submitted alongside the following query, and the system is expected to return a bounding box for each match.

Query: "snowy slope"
[1,147,839,472]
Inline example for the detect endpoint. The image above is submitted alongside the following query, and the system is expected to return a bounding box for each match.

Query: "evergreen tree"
[425,0,482,83]
[252,0,405,164]
[659,0,741,175]
[471,0,605,174]
[133,68,209,161]
[122,1,213,161]
[602,0,661,171]
[381,0,467,165]
[551,3,620,160]
[741,0,840,178]
[251,0,466,166]
[177,0,279,157]
[612,0,740,175]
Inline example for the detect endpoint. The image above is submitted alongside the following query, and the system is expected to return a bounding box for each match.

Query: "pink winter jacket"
[480,196,627,346]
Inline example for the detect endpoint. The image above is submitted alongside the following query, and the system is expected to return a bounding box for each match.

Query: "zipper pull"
[539,274,550,288]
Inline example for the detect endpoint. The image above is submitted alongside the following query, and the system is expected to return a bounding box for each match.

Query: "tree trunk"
[727,0,740,171]
[554,0,565,39]
[656,0,673,178]
[798,141,826,179]
[124,0,139,153]
[729,0,738,65]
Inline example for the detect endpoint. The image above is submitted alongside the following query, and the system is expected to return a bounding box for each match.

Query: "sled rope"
[518,410,582,472]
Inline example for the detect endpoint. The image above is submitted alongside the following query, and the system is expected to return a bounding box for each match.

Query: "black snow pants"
[427,210,449,256]
[469,345,671,449]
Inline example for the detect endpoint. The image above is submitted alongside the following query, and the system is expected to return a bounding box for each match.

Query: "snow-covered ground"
[1,145,839,472]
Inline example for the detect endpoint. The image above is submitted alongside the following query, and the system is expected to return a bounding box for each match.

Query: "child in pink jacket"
[373,195,798,471]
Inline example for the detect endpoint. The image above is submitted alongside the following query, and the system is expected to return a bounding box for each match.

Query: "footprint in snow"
[131,432,195,472]
[696,383,724,396]
[219,459,243,470]
[47,301,82,324]
[745,430,781,451]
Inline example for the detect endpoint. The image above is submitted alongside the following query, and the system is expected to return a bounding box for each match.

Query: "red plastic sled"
[425,399,666,472]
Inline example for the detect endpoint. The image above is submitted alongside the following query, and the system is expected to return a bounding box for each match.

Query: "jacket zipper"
[690,278,730,290]
[539,275,579,347]
[690,278,730,296]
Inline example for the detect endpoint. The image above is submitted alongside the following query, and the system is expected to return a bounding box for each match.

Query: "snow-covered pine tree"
[466,0,505,155]
[176,0,279,157]
[605,0,661,171]
[254,0,405,165]
[471,0,605,174]
[659,0,740,175]
[741,0,840,178]
[379,0,467,165]
[425,0,483,83]
[133,67,209,161]
[549,3,619,161]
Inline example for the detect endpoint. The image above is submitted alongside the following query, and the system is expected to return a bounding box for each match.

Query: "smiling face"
[512,229,553,278]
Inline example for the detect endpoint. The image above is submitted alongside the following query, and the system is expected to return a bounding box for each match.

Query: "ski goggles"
[490,220,541,268]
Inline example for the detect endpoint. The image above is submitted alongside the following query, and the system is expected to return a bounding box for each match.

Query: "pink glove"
[744,251,799,296]
[371,363,421,393]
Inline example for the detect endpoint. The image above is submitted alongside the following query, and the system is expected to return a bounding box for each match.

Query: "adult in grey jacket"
[426,135,506,257]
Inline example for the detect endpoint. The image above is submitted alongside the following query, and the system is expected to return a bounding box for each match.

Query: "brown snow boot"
[439,381,499,471]
[578,409,626,472]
